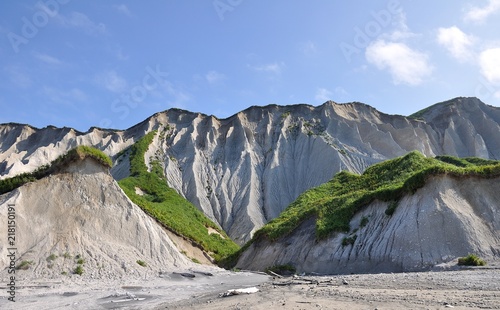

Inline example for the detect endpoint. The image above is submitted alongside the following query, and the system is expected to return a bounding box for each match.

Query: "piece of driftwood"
[219,287,260,298]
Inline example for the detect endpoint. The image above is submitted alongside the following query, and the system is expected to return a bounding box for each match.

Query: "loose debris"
[219,287,260,297]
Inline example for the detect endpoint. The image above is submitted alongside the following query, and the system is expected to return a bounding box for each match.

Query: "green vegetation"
[0,146,112,195]
[46,254,58,262]
[73,265,84,275]
[385,201,398,216]
[16,260,34,270]
[118,131,240,263]
[342,235,357,247]
[254,151,500,241]
[359,216,369,228]
[408,99,454,120]
[136,260,147,267]
[458,254,486,266]
[76,258,85,265]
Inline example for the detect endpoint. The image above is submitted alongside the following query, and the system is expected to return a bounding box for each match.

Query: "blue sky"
[1,1,500,131]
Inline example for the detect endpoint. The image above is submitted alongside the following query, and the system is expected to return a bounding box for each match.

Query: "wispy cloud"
[56,11,107,35]
[205,70,225,84]
[33,52,63,65]
[301,41,317,56]
[366,40,433,86]
[464,0,500,22]
[437,26,475,62]
[42,87,88,106]
[4,66,32,89]
[479,48,500,85]
[114,4,132,17]
[162,82,192,107]
[95,70,128,93]
[248,62,285,74]
[315,88,333,102]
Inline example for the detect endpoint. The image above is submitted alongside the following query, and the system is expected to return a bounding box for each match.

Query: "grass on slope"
[117,131,240,263]
[0,146,112,195]
[254,151,500,241]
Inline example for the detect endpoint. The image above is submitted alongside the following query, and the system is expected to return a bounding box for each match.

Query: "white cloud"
[95,70,128,93]
[366,40,433,86]
[315,88,333,102]
[56,11,107,35]
[301,41,317,56]
[479,48,500,84]
[384,12,418,41]
[437,26,475,62]
[249,62,285,74]
[42,87,87,106]
[464,0,500,22]
[33,52,63,65]
[5,66,32,89]
[114,4,132,17]
[205,70,225,84]
[162,81,191,107]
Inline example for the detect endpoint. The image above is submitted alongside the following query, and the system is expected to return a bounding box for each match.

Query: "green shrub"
[118,131,240,264]
[360,216,369,228]
[0,146,112,195]
[73,265,84,275]
[16,260,33,270]
[342,235,357,247]
[46,254,58,262]
[458,254,486,266]
[76,258,85,265]
[136,260,147,267]
[253,151,500,241]
[385,201,398,216]
[191,258,200,264]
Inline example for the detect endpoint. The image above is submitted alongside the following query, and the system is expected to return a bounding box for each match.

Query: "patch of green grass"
[136,260,147,267]
[342,235,357,247]
[253,151,500,241]
[73,265,84,275]
[76,258,85,265]
[46,254,58,262]
[16,260,34,270]
[118,131,240,264]
[385,201,398,216]
[0,146,112,194]
[191,258,201,264]
[359,216,369,228]
[458,254,486,266]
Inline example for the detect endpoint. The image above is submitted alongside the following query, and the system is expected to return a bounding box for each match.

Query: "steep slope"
[117,132,240,263]
[235,153,500,274]
[2,97,500,243]
[0,155,197,280]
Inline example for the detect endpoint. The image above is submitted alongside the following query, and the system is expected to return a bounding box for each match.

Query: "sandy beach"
[162,267,500,310]
[1,265,500,309]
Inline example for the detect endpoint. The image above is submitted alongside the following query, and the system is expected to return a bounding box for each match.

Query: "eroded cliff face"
[1,97,500,243]
[0,158,195,280]
[236,175,500,274]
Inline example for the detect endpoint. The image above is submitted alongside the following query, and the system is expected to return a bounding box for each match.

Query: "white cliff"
[236,175,500,273]
[0,157,197,280]
[1,97,500,243]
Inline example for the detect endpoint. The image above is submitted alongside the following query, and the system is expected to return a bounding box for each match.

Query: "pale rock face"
[0,158,195,280]
[236,175,500,274]
[1,97,500,243]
